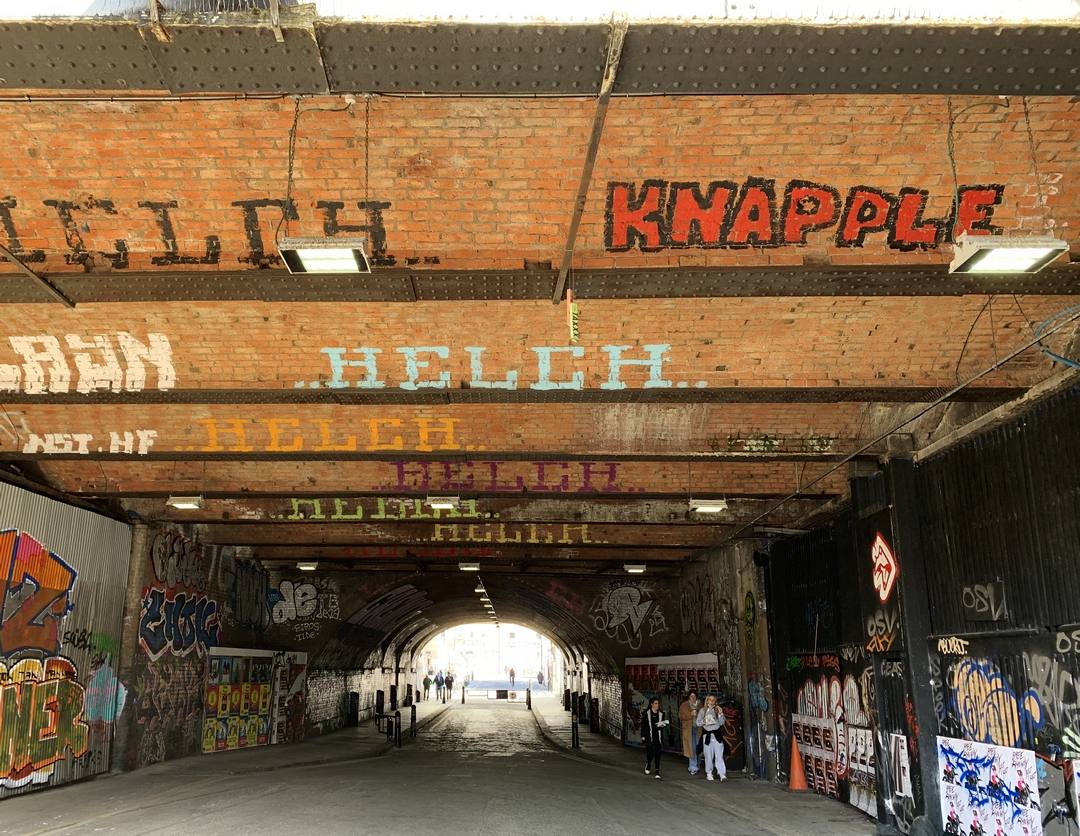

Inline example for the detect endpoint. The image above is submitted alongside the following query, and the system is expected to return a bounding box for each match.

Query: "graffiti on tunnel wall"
[138,531,220,662]
[593,580,666,651]
[931,630,1080,759]
[605,179,1005,252]
[790,646,878,815]
[0,483,131,798]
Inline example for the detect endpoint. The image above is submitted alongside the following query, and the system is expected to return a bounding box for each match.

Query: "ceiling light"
[949,233,1068,274]
[480,596,490,602]
[474,584,485,594]
[279,236,371,274]
[427,495,460,509]
[691,500,728,513]
[484,603,494,609]
[296,561,319,571]
[167,495,204,509]
[459,562,480,571]
[624,564,646,574]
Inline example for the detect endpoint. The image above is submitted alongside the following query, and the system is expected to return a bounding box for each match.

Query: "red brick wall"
[1,95,1076,272]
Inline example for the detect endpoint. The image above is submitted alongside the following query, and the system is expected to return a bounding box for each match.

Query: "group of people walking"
[640,690,727,781]
[421,670,455,700]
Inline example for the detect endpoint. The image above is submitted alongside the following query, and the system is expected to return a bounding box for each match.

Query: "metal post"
[395,710,402,748]
[410,703,417,737]
[571,712,580,748]
[526,687,531,710]
[461,686,465,704]
[564,688,571,711]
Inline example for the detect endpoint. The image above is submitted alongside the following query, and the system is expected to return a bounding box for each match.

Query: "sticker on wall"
[938,736,1041,836]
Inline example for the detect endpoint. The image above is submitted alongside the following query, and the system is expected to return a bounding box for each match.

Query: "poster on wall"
[0,482,133,799]
[203,647,275,754]
[623,653,743,767]
[270,650,307,745]
[938,736,1042,836]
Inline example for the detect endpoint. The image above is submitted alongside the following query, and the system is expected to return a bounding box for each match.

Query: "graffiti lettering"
[1056,628,1080,655]
[0,657,88,789]
[593,581,656,650]
[866,608,900,652]
[948,659,1043,748]
[962,582,1007,622]
[0,530,77,657]
[270,581,318,625]
[428,523,600,545]
[680,570,715,637]
[138,589,220,662]
[881,660,905,679]
[605,179,1003,252]
[150,531,206,592]
[938,636,971,656]
[232,560,269,631]
[1023,652,1079,737]
[744,591,757,645]
[60,628,119,658]
[0,333,175,395]
[21,428,158,456]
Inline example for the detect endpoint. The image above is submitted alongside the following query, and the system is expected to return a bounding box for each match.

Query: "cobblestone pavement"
[0,700,875,836]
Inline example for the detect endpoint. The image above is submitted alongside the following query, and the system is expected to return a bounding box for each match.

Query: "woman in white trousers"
[695,694,727,781]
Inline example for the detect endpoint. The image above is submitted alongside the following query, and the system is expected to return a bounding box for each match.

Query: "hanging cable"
[1033,304,1080,370]
[946,97,1010,242]
[1021,96,1050,233]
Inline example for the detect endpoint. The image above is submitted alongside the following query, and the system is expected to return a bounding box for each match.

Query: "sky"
[6,0,1080,22]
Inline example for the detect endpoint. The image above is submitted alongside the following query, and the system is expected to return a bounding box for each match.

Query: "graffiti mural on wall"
[0,487,131,798]
[268,577,340,642]
[593,581,664,651]
[790,646,878,815]
[0,333,176,395]
[605,179,1005,252]
[679,569,715,639]
[0,529,77,656]
[138,531,221,661]
[930,631,1080,759]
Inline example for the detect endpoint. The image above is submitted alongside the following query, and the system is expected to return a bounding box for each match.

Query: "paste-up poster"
[938,737,1041,836]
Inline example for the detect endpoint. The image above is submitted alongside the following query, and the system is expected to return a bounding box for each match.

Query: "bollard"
[590,698,600,733]
[395,710,402,748]
[410,704,417,737]
[526,687,531,710]
[571,713,580,748]
[564,688,571,711]
[461,686,465,704]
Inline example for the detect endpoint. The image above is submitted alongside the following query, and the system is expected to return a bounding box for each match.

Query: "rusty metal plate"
[0,385,1022,406]
[412,272,555,301]
[0,21,165,90]
[616,24,1080,95]
[317,23,609,93]
[144,24,328,93]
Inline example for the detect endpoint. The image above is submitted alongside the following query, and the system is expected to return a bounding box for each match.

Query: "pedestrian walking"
[537,671,544,690]
[679,690,702,775]
[509,668,515,685]
[422,674,432,700]
[445,672,455,698]
[640,697,668,779]
[695,694,727,781]
[435,670,445,700]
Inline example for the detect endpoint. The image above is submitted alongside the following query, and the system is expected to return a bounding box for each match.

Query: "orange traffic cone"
[788,738,809,791]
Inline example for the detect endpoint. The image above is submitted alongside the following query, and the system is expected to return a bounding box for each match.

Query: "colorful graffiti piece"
[138,531,220,662]
[948,659,1044,750]
[0,529,77,657]
[0,656,89,789]
[938,737,1041,836]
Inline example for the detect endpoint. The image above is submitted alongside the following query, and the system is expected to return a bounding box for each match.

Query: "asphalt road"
[0,702,875,836]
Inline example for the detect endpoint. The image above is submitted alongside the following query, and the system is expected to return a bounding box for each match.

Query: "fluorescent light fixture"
[624,564,647,574]
[426,495,460,509]
[474,584,486,593]
[691,500,728,513]
[459,562,481,571]
[480,596,490,602]
[296,561,319,571]
[278,236,371,274]
[949,233,1068,274]
[167,495,204,509]
[484,603,494,609]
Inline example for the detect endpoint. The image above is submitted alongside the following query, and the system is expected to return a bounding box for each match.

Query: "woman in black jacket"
[640,697,669,778]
